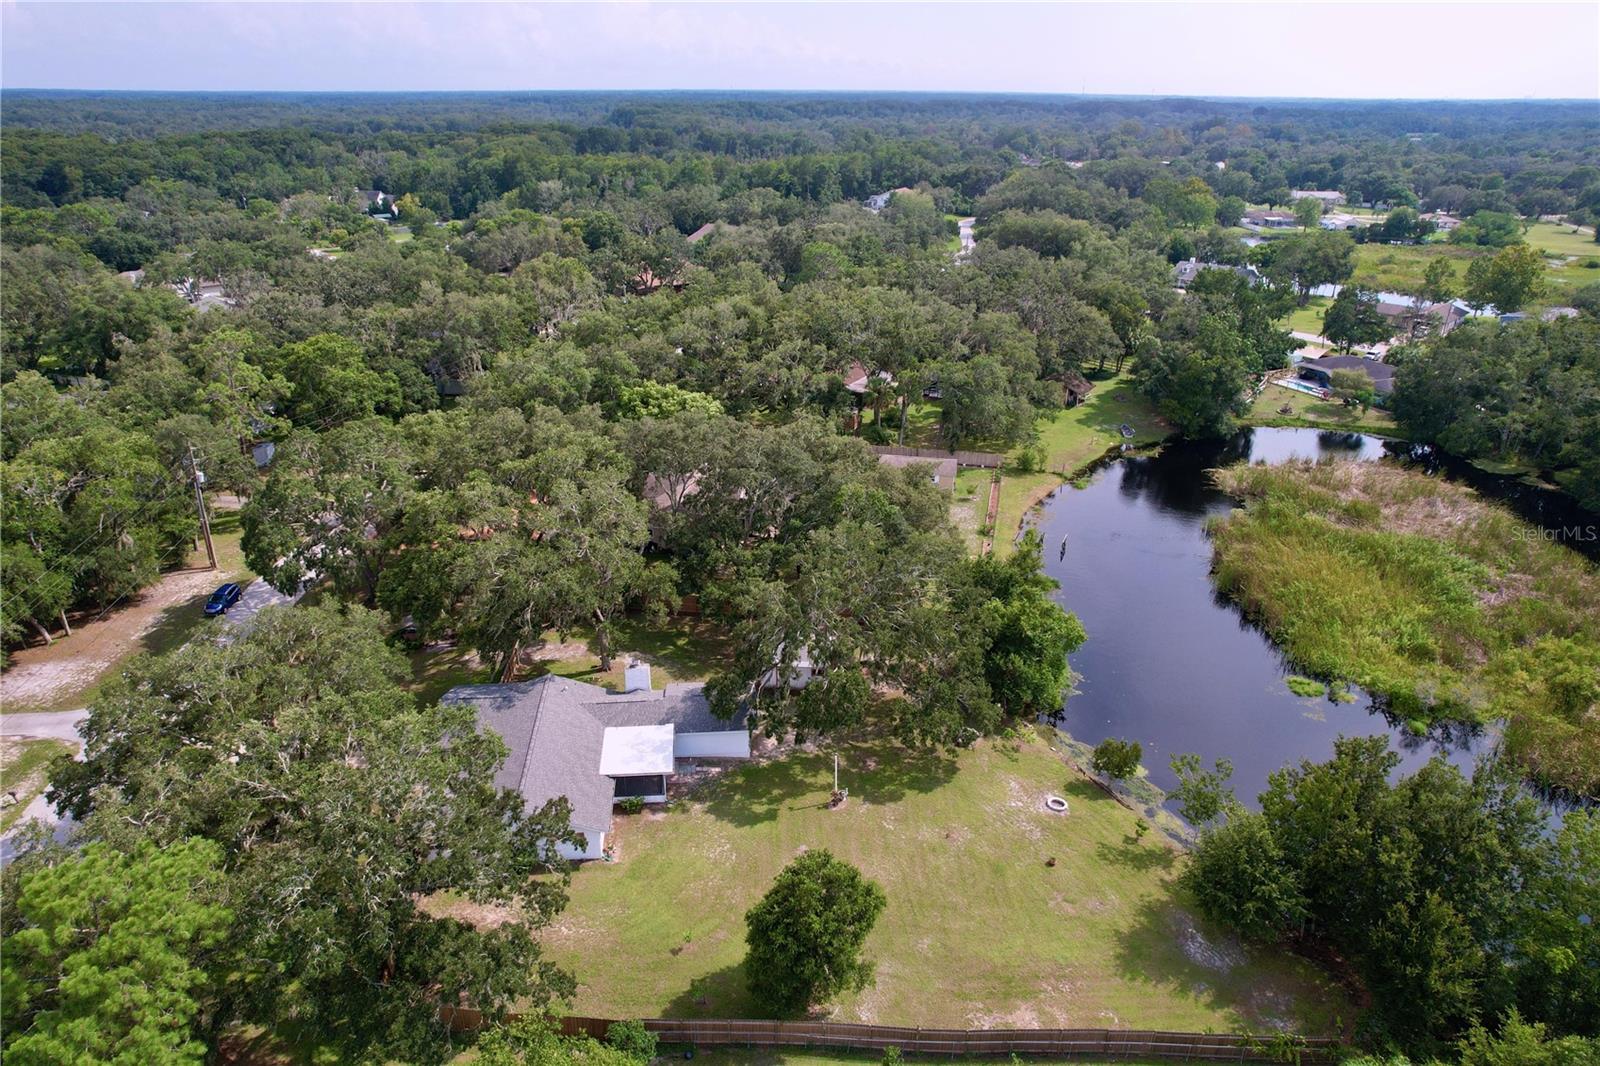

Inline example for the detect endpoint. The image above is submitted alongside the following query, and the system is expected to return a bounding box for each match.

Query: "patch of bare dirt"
[1,566,222,711]
[1169,908,1247,973]
[523,641,590,662]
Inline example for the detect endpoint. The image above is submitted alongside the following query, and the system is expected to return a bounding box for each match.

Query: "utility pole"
[188,445,217,571]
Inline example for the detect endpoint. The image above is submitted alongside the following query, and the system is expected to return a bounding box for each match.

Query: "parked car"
[204,582,243,616]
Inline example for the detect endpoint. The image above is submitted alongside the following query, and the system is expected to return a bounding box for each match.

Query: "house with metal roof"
[444,663,750,861]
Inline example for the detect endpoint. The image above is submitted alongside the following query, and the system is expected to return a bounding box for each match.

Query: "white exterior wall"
[674,730,753,759]
[558,828,607,862]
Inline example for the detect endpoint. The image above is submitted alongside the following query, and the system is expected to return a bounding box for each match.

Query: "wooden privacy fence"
[869,445,1005,469]
[440,1012,1336,1063]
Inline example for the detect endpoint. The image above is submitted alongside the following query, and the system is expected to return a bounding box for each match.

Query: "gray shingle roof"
[443,676,744,831]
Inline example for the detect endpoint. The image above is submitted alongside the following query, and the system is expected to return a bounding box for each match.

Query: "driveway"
[0,576,305,860]
[957,216,976,256]
[219,576,306,639]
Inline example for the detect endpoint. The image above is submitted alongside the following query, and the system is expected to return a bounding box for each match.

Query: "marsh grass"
[1209,460,1600,796]
[1284,676,1327,698]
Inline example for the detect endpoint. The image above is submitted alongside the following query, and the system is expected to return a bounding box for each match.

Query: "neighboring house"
[169,278,235,313]
[1296,354,1396,396]
[864,188,914,213]
[685,222,720,244]
[445,665,750,861]
[1420,211,1462,232]
[875,452,957,492]
[1319,213,1371,232]
[842,360,895,395]
[760,643,821,692]
[357,189,391,211]
[1242,209,1298,231]
[1370,291,1471,336]
[1292,190,1346,208]
[1173,258,1264,288]
[116,268,145,286]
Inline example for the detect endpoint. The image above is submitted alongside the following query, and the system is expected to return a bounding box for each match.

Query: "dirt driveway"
[0,566,225,712]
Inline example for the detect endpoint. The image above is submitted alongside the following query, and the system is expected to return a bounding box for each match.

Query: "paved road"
[1,709,88,863]
[1,709,89,746]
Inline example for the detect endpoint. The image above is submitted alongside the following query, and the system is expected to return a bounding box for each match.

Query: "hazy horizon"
[3,1,1597,101]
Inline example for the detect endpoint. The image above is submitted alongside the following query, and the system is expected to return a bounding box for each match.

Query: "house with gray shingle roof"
[443,663,749,861]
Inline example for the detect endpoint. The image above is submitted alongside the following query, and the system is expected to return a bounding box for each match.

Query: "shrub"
[605,1020,658,1062]
[881,1047,904,1066]
[617,797,645,815]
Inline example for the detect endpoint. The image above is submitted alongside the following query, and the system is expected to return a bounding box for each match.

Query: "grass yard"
[407,642,496,706]
[1245,384,1399,437]
[1211,461,1600,797]
[542,727,1345,1031]
[0,737,73,833]
[1279,298,1330,337]
[1524,220,1600,259]
[949,467,991,555]
[403,614,737,700]
[990,373,1166,556]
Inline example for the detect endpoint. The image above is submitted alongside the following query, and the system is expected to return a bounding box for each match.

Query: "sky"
[2,1,1597,100]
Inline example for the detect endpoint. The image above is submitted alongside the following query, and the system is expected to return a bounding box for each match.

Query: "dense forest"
[3,92,1599,1063]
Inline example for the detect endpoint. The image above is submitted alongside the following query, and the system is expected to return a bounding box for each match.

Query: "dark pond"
[1034,426,1526,815]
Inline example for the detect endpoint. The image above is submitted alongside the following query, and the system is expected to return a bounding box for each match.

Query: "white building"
[1291,190,1346,207]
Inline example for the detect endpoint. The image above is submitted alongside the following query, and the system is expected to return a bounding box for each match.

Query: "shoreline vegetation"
[1207,460,1600,798]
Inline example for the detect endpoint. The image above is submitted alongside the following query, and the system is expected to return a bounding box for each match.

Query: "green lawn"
[949,467,991,555]
[990,373,1166,556]
[1280,298,1330,337]
[1245,384,1400,437]
[1524,220,1600,259]
[541,727,1345,1030]
[0,737,73,833]
[407,642,495,706]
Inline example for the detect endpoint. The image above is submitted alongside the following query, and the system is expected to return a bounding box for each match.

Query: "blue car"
[204,582,243,616]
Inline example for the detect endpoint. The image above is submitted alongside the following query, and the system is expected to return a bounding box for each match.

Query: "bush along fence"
[437,1013,1337,1064]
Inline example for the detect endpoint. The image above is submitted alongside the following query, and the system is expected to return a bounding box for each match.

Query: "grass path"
[989,373,1166,556]
[538,727,1345,1031]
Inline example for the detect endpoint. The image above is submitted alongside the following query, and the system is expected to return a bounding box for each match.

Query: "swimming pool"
[1274,377,1330,399]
